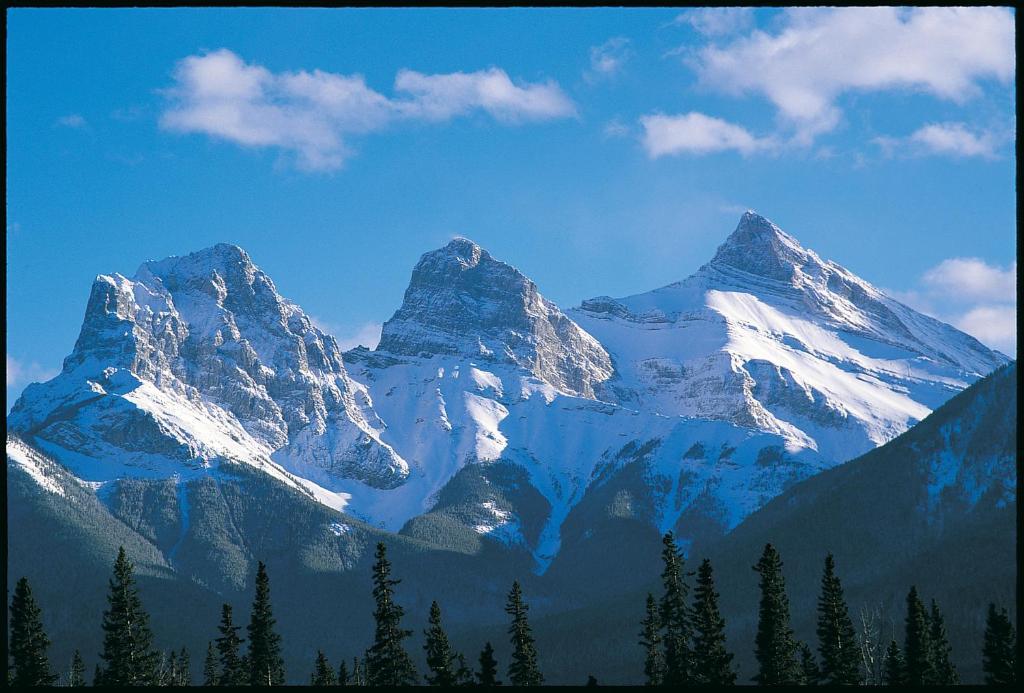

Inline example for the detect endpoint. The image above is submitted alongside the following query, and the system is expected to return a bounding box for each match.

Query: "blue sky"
[6,7,1017,405]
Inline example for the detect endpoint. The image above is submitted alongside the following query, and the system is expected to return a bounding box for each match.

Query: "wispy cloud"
[586,37,633,82]
[159,49,575,171]
[55,113,87,129]
[688,7,1014,144]
[875,122,1007,160]
[640,112,775,158]
[310,317,383,352]
[671,8,754,37]
[7,355,58,394]
[888,257,1017,355]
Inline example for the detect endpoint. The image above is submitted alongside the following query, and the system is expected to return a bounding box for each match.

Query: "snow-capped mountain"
[7,213,1008,572]
[7,244,405,508]
[571,211,1007,462]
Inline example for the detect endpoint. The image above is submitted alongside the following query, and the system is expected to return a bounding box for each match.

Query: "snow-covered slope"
[571,211,1008,462]
[7,215,1007,572]
[7,244,401,508]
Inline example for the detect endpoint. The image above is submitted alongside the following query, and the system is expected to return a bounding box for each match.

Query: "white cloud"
[888,257,1017,355]
[309,317,382,352]
[160,49,575,171]
[586,37,633,81]
[56,114,87,128]
[691,7,1015,143]
[954,305,1017,354]
[393,68,576,123]
[909,122,1001,159]
[874,122,1006,159]
[922,257,1016,301]
[673,8,754,37]
[640,112,775,158]
[602,118,631,139]
[7,355,58,391]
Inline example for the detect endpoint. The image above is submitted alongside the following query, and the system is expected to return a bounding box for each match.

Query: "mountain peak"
[709,212,813,281]
[375,240,612,397]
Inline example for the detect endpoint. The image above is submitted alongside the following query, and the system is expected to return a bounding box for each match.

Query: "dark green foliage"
[928,600,959,685]
[203,642,217,686]
[691,559,736,685]
[246,561,285,686]
[365,542,417,686]
[752,543,801,685]
[453,652,475,686]
[98,547,159,685]
[423,600,458,686]
[476,641,501,686]
[337,658,349,686]
[158,650,177,686]
[506,580,543,686]
[69,650,87,687]
[982,604,1017,685]
[658,532,692,685]
[351,656,366,686]
[882,640,906,685]
[638,593,664,686]
[214,603,246,685]
[8,576,57,686]
[798,642,820,685]
[311,650,336,686]
[814,554,861,685]
[586,673,599,685]
[178,646,191,685]
[903,586,933,686]
[92,663,102,686]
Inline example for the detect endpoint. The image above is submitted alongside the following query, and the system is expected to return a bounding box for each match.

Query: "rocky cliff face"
[376,238,613,399]
[7,214,1009,571]
[8,244,406,493]
[572,211,1008,463]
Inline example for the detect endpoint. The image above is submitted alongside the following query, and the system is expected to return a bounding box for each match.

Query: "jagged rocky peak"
[708,211,820,282]
[376,236,613,399]
[9,242,409,490]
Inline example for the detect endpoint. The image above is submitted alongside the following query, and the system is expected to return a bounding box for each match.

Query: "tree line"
[7,536,1018,686]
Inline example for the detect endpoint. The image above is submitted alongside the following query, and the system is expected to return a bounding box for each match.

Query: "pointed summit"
[376,239,612,398]
[710,212,814,282]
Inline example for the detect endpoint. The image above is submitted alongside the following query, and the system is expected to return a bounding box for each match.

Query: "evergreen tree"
[799,642,820,685]
[337,659,349,686]
[352,656,365,686]
[311,650,336,686]
[476,641,501,686]
[246,562,285,686]
[903,586,933,686]
[928,600,959,685]
[178,647,191,686]
[882,640,906,686]
[93,664,103,687]
[505,581,543,686]
[453,653,475,686]
[98,547,159,685]
[424,600,457,686]
[638,593,665,686]
[215,603,246,685]
[982,603,1017,685]
[8,576,57,686]
[814,554,861,685]
[203,642,218,686]
[751,544,801,685]
[691,559,736,685]
[365,543,417,686]
[160,650,178,686]
[69,650,87,687]
[658,532,692,686]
